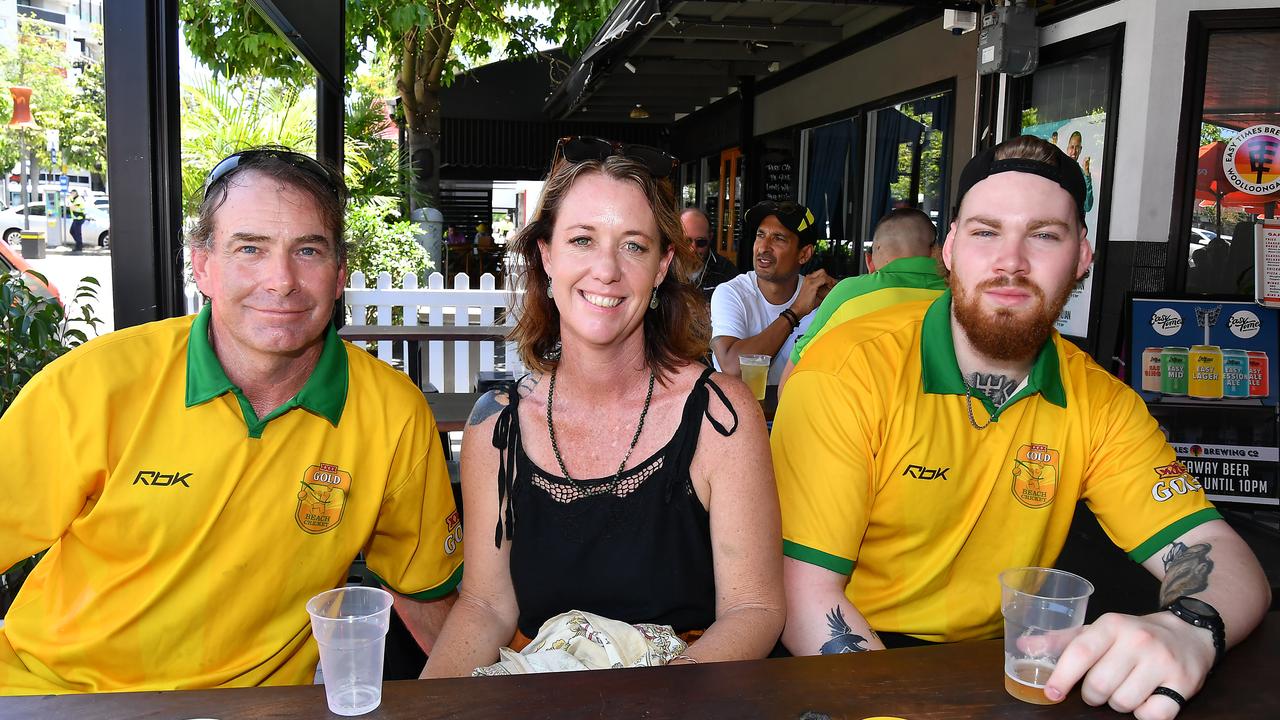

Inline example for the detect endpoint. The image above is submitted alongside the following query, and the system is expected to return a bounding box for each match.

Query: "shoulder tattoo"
[467,388,509,426]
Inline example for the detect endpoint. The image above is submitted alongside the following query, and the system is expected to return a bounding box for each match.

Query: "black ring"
[1152,686,1187,707]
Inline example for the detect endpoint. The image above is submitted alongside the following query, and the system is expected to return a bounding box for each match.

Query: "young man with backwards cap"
[709,200,834,382]
[772,135,1269,719]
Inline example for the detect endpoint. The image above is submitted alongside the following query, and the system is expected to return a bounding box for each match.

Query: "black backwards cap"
[954,141,1088,224]
[744,200,820,246]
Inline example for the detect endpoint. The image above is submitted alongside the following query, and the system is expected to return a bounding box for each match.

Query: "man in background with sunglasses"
[0,148,461,694]
[680,207,739,300]
[710,200,835,383]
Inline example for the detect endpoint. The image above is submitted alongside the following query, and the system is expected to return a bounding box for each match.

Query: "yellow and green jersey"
[774,292,1218,642]
[789,256,946,364]
[0,305,462,694]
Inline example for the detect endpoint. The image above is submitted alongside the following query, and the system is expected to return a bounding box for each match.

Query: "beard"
[951,273,1075,363]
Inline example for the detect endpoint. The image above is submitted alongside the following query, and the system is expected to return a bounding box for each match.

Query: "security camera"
[944,9,978,35]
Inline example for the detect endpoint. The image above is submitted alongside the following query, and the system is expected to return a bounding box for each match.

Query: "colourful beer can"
[1248,351,1270,398]
[1188,345,1223,400]
[1222,349,1250,398]
[1160,347,1188,396]
[1141,348,1163,393]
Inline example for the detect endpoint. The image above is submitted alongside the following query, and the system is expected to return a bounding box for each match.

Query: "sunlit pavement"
[26,244,116,336]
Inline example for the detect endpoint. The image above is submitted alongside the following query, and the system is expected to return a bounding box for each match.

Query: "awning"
[544,1,974,124]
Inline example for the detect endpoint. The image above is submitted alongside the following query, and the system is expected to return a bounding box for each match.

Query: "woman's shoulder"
[466,373,543,434]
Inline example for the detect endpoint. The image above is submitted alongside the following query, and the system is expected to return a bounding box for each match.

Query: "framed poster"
[1130,295,1279,506]
[1024,113,1106,338]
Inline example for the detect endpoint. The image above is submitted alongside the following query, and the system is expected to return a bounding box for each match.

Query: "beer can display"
[1160,347,1189,396]
[1222,349,1250,398]
[1248,350,1270,398]
[1187,345,1224,400]
[1141,348,1163,393]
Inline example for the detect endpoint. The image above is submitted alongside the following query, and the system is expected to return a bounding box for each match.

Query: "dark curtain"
[807,120,854,241]
[911,94,953,243]
[870,109,925,228]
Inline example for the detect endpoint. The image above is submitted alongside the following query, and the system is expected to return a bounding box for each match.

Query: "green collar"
[877,255,943,276]
[185,304,348,436]
[920,291,1067,418]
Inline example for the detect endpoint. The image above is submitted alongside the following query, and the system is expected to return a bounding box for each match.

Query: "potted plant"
[0,267,103,616]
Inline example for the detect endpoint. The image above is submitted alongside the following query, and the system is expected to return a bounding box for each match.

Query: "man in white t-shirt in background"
[710,200,835,384]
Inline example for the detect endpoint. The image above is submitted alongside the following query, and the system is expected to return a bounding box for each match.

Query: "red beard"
[950,274,1075,362]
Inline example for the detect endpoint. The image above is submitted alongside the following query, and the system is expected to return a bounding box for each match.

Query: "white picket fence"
[344,271,524,393]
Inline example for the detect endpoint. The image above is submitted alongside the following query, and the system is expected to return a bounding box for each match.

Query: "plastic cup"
[307,586,394,716]
[739,353,771,400]
[998,567,1094,705]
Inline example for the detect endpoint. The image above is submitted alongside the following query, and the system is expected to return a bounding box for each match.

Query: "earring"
[544,340,562,360]
[649,287,660,310]
[546,278,554,299]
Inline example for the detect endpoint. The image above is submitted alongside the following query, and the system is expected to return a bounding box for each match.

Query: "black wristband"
[780,308,800,330]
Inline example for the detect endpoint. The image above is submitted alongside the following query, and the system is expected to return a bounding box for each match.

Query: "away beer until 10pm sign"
[1131,297,1279,506]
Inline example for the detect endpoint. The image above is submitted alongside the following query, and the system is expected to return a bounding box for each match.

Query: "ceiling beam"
[641,40,804,62]
[654,21,843,43]
[622,58,772,76]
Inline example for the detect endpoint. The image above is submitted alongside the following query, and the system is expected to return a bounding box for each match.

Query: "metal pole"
[18,130,29,230]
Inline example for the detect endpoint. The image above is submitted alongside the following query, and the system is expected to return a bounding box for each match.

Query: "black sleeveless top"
[492,367,738,639]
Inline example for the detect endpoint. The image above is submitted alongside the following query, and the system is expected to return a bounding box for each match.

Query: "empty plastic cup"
[999,567,1094,705]
[307,586,394,716]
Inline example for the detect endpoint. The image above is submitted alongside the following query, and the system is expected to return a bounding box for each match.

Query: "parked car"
[0,202,109,248]
[0,239,61,305]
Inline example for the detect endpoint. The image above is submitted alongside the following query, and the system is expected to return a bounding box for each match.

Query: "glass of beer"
[998,567,1094,705]
[738,354,771,401]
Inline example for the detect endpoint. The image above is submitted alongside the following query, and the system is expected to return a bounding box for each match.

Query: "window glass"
[866,91,951,247]
[1184,30,1280,295]
[1019,50,1110,338]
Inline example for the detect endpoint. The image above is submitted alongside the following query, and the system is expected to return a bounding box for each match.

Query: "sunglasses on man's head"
[554,136,680,179]
[203,148,344,201]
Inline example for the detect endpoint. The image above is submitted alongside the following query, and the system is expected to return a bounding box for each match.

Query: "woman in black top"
[424,139,783,676]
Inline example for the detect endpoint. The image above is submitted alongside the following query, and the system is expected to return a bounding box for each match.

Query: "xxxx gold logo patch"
[1011,443,1059,509]
[296,463,351,534]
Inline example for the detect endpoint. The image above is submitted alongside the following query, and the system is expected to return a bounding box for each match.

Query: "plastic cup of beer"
[998,567,1094,705]
[739,353,771,400]
[307,586,394,716]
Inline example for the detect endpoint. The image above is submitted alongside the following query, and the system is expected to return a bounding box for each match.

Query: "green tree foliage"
[179,0,614,207]
[1201,122,1227,146]
[58,50,108,184]
[179,70,317,213]
[0,269,102,415]
[0,17,73,178]
[346,199,431,283]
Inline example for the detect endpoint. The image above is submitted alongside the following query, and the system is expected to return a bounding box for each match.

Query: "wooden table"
[5,613,1275,719]
[426,391,482,433]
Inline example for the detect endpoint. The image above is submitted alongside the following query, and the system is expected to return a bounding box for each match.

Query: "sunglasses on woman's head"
[203,148,343,201]
[554,136,680,179]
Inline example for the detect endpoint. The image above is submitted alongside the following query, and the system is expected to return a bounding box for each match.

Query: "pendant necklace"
[547,366,655,492]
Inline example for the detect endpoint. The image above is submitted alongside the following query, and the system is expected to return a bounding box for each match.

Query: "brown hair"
[993,134,1059,164]
[508,154,709,379]
[187,149,348,262]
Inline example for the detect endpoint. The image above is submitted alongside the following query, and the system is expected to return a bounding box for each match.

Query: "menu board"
[761,150,794,203]
[1257,219,1280,308]
[1130,296,1280,506]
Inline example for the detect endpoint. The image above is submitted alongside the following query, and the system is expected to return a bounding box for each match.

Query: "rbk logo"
[903,464,950,481]
[133,470,192,487]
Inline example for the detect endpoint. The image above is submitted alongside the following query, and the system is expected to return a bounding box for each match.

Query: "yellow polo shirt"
[773,292,1219,642]
[0,305,462,694]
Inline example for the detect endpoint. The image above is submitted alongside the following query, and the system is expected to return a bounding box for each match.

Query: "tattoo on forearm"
[466,389,508,426]
[967,372,1019,407]
[1159,541,1214,607]
[818,606,870,654]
